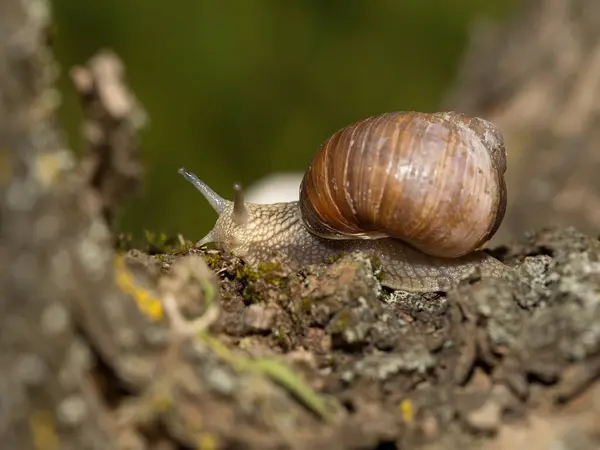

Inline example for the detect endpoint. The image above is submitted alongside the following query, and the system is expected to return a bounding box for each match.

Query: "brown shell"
[299,111,507,258]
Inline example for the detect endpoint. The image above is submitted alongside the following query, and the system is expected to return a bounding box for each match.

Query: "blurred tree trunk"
[0,1,120,448]
[2,0,600,449]
[443,0,600,246]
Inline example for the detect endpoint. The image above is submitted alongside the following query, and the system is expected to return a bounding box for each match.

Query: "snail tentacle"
[178,167,230,214]
[179,167,232,247]
[232,182,249,226]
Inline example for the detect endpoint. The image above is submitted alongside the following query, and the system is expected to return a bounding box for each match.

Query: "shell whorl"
[299,111,507,258]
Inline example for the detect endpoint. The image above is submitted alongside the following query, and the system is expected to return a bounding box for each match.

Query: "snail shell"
[299,111,507,258]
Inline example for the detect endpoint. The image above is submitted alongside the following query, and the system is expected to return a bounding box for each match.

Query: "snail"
[179,111,509,292]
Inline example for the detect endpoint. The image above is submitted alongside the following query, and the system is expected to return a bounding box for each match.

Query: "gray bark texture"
[0,1,149,448]
[443,0,600,245]
[2,1,600,449]
[0,0,119,448]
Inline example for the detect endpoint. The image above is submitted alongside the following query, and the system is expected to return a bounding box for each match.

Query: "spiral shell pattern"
[299,111,507,258]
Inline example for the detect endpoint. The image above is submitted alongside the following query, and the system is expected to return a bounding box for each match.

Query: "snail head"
[178,167,299,260]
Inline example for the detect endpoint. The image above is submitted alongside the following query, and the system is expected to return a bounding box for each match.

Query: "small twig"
[162,292,220,339]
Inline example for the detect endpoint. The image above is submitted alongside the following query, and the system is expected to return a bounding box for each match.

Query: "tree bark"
[3,1,600,449]
[0,1,121,448]
[0,3,337,449]
[443,0,600,246]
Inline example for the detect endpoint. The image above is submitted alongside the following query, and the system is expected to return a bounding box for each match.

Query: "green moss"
[236,264,260,283]
[134,230,197,255]
[327,251,346,264]
[154,253,169,263]
[171,241,197,254]
[257,260,282,273]
[242,285,262,304]
[257,260,286,286]
[236,266,265,302]
[367,255,385,282]
[300,297,313,313]
[236,260,288,303]
[328,309,352,334]
[202,252,225,271]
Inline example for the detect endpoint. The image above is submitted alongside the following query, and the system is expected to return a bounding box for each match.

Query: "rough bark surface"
[2,1,600,449]
[0,1,120,448]
[443,0,600,246]
[70,50,146,227]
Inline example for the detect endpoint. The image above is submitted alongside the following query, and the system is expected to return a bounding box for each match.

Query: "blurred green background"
[51,0,518,243]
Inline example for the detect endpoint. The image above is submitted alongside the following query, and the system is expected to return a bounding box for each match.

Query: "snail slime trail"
[179,111,509,292]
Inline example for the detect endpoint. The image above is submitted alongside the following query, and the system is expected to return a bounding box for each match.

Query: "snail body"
[180,111,509,292]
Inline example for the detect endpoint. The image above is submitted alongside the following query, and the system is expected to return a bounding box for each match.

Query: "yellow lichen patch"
[196,432,219,450]
[30,410,60,450]
[238,337,253,350]
[151,392,173,412]
[399,399,414,423]
[114,254,163,321]
[34,151,74,188]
